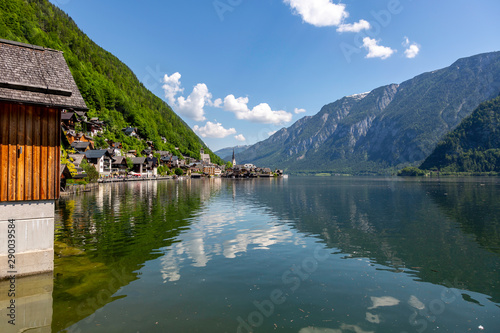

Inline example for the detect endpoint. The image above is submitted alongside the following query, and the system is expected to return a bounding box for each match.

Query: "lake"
[7,177,500,332]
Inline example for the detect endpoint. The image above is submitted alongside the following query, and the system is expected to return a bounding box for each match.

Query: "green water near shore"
[49,177,500,332]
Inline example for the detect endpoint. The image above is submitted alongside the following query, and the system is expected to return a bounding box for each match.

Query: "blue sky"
[49,0,500,151]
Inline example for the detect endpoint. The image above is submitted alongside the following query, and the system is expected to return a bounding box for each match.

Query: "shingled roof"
[0,38,88,110]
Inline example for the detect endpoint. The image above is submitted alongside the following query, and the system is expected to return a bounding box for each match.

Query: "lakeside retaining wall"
[0,201,54,280]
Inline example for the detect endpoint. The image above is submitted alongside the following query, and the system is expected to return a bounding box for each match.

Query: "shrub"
[397,167,426,176]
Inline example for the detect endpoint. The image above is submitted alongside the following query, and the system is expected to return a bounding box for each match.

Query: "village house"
[68,153,87,169]
[61,110,77,129]
[262,167,273,175]
[203,165,222,177]
[60,164,73,189]
[64,129,80,144]
[71,140,93,152]
[142,148,153,156]
[171,155,185,168]
[146,156,159,168]
[156,150,170,157]
[107,146,122,157]
[146,158,158,176]
[75,111,87,122]
[107,141,122,155]
[126,150,138,158]
[86,118,104,136]
[85,149,113,176]
[0,38,88,278]
[109,141,122,149]
[131,157,147,175]
[77,132,94,144]
[160,155,173,168]
[68,153,88,178]
[111,156,129,175]
[63,126,94,147]
[123,126,138,137]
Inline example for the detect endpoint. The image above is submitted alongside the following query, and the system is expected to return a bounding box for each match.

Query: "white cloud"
[234,134,246,142]
[162,74,212,122]
[337,19,371,33]
[403,36,410,47]
[193,121,236,138]
[177,83,212,122]
[213,98,223,108]
[162,72,183,105]
[284,0,348,27]
[223,95,250,114]
[362,37,395,60]
[294,107,306,114]
[222,95,293,124]
[268,130,277,136]
[403,37,420,59]
[162,72,292,125]
[404,44,420,59]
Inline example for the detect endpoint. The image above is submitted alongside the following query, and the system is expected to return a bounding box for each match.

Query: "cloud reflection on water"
[159,196,303,282]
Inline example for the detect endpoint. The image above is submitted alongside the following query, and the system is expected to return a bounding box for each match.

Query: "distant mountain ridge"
[420,95,500,172]
[237,51,500,174]
[214,145,250,161]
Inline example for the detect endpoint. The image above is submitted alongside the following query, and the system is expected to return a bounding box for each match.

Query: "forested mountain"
[420,95,500,172]
[237,52,500,174]
[0,0,223,163]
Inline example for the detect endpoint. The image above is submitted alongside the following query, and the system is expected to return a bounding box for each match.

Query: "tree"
[81,159,99,183]
[174,168,183,176]
[225,161,233,169]
[61,150,78,177]
[125,157,134,171]
[93,136,107,149]
[158,165,169,176]
[397,167,426,177]
[0,0,225,166]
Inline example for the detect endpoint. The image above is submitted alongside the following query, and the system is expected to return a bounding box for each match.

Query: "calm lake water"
[20,177,500,332]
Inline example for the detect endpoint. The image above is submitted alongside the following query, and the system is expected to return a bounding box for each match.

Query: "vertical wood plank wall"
[0,102,61,202]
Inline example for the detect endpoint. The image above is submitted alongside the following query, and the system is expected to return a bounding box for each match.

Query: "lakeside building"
[0,38,88,278]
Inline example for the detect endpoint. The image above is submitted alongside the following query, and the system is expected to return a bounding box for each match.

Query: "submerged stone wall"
[0,273,53,332]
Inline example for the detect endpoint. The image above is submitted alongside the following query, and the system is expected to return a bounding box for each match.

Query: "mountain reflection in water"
[5,177,497,333]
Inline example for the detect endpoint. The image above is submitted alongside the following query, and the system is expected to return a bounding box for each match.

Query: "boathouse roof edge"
[0,38,88,111]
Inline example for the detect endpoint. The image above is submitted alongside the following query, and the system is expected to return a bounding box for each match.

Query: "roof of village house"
[155,151,170,156]
[131,157,146,165]
[61,111,76,121]
[112,156,127,165]
[68,154,86,165]
[85,149,111,159]
[71,141,91,149]
[60,164,73,179]
[123,127,137,135]
[0,39,88,110]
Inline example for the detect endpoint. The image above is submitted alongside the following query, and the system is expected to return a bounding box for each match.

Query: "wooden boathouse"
[0,38,88,278]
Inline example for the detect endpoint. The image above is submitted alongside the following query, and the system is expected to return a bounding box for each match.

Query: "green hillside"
[0,0,223,163]
[420,95,500,173]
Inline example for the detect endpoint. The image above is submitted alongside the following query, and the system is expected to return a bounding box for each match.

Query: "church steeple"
[232,148,236,167]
